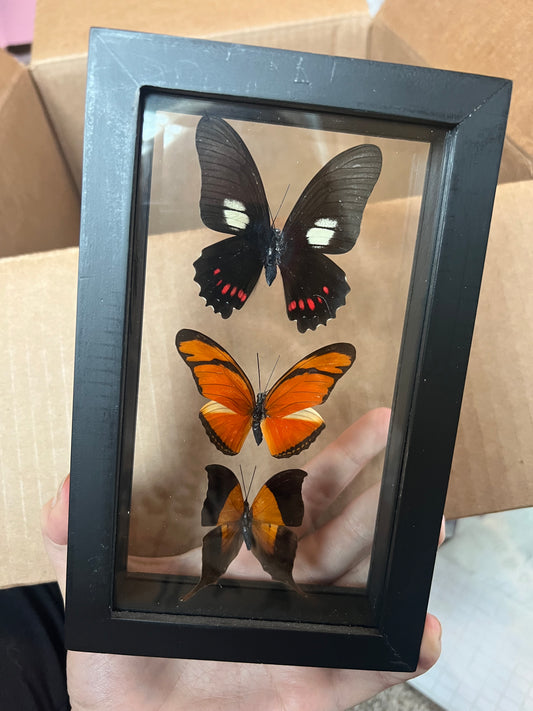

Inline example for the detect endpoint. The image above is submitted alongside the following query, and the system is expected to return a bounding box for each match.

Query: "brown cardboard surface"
[371,0,533,181]
[31,2,371,190]
[0,50,80,257]
[29,0,533,193]
[448,180,533,519]
[32,0,364,60]
[2,183,531,587]
[0,247,78,587]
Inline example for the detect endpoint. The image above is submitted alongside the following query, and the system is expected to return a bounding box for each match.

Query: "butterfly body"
[252,392,267,446]
[181,465,307,601]
[194,116,382,333]
[240,500,254,550]
[176,329,355,458]
[262,227,284,286]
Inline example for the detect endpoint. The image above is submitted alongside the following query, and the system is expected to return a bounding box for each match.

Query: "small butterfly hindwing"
[175,329,356,458]
[181,465,307,601]
[194,116,382,332]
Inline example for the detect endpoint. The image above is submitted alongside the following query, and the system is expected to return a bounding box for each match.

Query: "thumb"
[41,474,70,599]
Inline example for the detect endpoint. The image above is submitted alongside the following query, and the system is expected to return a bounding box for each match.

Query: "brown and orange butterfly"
[181,464,307,601]
[175,328,356,458]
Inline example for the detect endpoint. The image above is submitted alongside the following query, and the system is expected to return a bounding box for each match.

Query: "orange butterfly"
[181,465,307,601]
[175,329,356,458]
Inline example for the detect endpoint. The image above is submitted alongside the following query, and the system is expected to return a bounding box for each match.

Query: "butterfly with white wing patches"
[193,116,382,333]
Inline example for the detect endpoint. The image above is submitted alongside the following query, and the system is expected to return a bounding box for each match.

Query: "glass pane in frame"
[115,93,431,625]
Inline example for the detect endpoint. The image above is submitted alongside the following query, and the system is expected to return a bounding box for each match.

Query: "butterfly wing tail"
[251,523,304,593]
[248,470,307,592]
[180,523,243,602]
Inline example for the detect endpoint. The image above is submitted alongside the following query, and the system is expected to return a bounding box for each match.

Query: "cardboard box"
[0,49,79,257]
[370,0,533,184]
[1,0,531,587]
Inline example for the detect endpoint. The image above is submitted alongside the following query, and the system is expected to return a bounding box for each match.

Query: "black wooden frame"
[65,27,511,670]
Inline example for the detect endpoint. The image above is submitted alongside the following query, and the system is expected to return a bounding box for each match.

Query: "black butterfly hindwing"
[193,235,263,318]
[193,116,382,332]
[279,247,350,333]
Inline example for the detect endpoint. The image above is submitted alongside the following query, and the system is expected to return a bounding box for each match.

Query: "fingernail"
[52,474,70,508]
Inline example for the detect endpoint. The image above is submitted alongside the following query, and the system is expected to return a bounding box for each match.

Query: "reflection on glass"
[120,95,429,622]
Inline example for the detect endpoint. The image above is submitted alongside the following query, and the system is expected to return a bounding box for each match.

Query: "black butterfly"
[193,116,382,333]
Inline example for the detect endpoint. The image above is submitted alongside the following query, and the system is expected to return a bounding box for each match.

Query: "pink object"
[0,0,36,48]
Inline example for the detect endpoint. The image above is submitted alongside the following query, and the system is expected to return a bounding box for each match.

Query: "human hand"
[42,407,443,711]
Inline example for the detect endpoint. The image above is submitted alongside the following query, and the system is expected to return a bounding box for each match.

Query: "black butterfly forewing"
[194,116,271,317]
[280,144,382,332]
[284,144,383,255]
[201,464,244,526]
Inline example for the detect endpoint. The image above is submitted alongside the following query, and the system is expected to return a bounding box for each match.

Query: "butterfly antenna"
[239,465,247,497]
[271,184,291,228]
[263,354,281,393]
[256,352,261,393]
[247,466,258,500]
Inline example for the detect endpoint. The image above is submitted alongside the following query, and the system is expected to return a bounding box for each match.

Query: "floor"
[355,683,443,710]
[352,507,533,710]
[410,507,533,711]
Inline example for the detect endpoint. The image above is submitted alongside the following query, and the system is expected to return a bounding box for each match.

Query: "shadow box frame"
[65,27,511,671]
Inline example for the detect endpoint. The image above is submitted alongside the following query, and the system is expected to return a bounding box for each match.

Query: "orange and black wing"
[181,465,245,602]
[261,343,356,458]
[176,329,255,455]
[250,469,307,592]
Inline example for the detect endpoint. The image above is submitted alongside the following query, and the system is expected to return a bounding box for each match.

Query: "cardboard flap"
[372,0,533,180]
[31,1,371,191]
[448,180,533,518]
[0,48,80,258]
[32,0,366,61]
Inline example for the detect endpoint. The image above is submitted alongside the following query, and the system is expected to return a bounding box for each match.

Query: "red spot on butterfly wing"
[306,298,315,311]
[222,283,231,295]
[298,299,305,310]
[288,301,297,312]
[240,292,247,303]
[216,280,223,286]
[213,268,221,275]
[322,286,329,295]
[230,286,237,297]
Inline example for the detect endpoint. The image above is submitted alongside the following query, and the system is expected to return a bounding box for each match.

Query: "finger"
[303,407,390,527]
[41,474,70,600]
[295,482,379,584]
[416,613,442,674]
[438,515,446,546]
